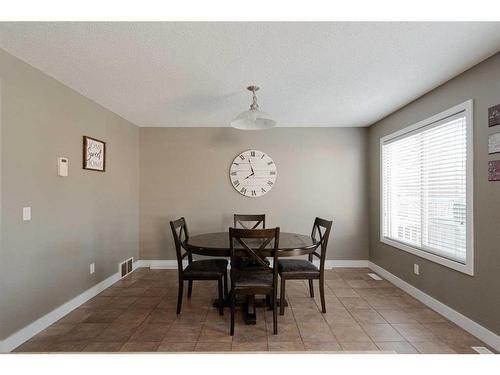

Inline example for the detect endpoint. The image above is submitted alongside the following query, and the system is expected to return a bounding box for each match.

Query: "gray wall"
[140,127,369,261]
[0,49,139,340]
[368,52,500,335]
[4,41,497,344]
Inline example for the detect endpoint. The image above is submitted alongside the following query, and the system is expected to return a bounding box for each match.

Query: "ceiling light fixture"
[230,86,276,130]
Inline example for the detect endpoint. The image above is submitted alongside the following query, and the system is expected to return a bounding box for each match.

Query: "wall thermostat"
[58,157,69,177]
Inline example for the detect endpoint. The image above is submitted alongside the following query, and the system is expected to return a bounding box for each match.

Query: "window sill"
[380,237,474,276]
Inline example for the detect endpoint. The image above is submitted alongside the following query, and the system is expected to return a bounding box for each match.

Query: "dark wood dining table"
[183,231,319,324]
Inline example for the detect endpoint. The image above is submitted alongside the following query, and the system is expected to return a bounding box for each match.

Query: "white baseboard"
[136,259,182,269]
[368,261,500,352]
[133,259,147,269]
[0,271,121,353]
[327,260,369,268]
[137,259,370,270]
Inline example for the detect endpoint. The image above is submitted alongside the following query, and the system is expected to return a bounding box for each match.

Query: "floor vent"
[119,257,134,278]
[472,346,494,354]
[368,273,383,281]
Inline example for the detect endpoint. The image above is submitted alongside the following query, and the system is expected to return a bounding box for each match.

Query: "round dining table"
[183,231,319,324]
[184,231,319,257]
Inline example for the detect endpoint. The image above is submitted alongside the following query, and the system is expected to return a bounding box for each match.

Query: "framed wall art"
[488,104,500,127]
[488,132,500,155]
[488,160,500,182]
[83,136,106,172]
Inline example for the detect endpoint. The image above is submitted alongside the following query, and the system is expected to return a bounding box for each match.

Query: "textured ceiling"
[0,22,499,127]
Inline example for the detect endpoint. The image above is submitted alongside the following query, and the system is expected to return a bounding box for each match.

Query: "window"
[380,100,473,275]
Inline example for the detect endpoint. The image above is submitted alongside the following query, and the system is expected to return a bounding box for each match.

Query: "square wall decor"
[488,160,500,182]
[488,104,500,127]
[83,136,106,172]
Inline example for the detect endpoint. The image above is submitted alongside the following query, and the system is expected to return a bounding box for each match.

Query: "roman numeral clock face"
[230,150,277,197]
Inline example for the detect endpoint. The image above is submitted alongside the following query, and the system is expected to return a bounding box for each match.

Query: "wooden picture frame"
[488,132,500,155]
[488,104,500,127]
[82,136,106,172]
[488,160,500,181]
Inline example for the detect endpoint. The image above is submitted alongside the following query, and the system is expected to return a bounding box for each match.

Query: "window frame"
[379,100,474,276]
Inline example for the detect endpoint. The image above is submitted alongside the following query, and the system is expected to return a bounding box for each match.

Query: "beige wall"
[0,49,139,340]
[140,127,369,261]
[368,52,500,335]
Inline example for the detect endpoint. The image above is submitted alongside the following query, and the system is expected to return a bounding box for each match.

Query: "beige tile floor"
[13,267,496,353]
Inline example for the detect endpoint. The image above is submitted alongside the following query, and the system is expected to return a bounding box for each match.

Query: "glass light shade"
[230,109,277,130]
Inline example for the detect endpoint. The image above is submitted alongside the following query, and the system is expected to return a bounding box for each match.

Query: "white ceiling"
[0,22,499,127]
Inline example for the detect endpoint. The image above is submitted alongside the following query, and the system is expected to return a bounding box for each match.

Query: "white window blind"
[381,101,473,273]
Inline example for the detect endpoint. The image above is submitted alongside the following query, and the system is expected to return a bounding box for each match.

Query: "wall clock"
[230,150,277,197]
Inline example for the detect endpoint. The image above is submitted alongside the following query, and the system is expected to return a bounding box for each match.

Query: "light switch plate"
[23,207,31,221]
[414,264,420,275]
[90,263,95,274]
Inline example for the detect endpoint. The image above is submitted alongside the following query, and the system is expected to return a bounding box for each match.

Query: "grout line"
[286,281,306,347]
[408,341,419,353]
[346,308,377,347]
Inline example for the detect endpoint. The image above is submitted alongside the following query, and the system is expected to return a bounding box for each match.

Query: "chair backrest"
[233,214,266,229]
[170,217,191,273]
[229,227,280,279]
[309,217,333,272]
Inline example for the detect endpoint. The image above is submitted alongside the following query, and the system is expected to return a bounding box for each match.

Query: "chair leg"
[280,276,286,316]
[319,277,326,313]
[187,280,193,298]
[218,278,224,316]
[176,279,183,315]
[273,286,278,335]
[223,269,229,298]
[308,279,314,298]
[230,292,235,336]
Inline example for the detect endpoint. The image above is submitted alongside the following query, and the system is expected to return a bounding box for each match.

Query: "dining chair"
[229,227,280,335]
[233,214,266,229]
[278,217,332,315]
[170,217,228,315]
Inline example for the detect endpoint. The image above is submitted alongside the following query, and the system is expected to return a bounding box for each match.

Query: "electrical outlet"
[414,264,420,275]
[90,263,95,274]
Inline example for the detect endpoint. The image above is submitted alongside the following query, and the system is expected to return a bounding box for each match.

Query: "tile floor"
[13,267,495,353]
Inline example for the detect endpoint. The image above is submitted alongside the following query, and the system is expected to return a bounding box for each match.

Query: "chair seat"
[278,259,319,276]
[232,271,273,288]
[183,259,228,278]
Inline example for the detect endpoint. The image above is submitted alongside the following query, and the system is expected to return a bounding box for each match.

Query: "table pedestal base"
[212,294,288,325]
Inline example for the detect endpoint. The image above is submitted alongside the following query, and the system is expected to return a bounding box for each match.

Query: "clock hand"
[243,172,255,180]
[249,160,255,175]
